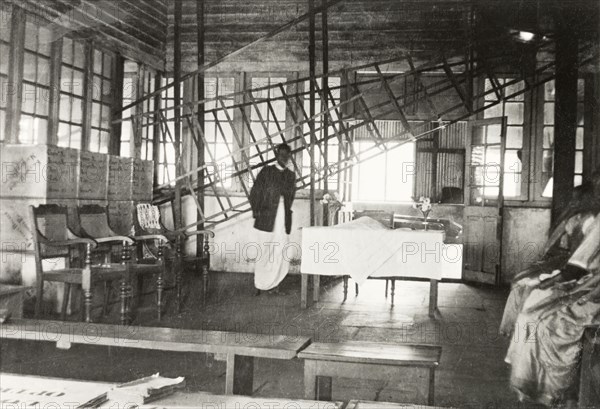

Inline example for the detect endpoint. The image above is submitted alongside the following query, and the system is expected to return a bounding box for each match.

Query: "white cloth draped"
[254,197,290,290]
[301,216,455,285]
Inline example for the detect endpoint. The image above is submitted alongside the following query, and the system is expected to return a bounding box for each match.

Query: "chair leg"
[157,272,164,321]
[102,281,111,318]
[202,264,209,307]
[61,283,71,321]
[176,255,183,313]
[35,279,44,318]
[119,279,129,325]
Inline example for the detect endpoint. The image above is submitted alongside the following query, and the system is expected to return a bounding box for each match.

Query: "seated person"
[504,212,600,406]
[500,179,600,336]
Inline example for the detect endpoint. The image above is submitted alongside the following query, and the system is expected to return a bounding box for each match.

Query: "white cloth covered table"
[301,216,459,285]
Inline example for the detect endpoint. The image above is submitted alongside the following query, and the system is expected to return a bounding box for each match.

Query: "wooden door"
[463,118,506,284]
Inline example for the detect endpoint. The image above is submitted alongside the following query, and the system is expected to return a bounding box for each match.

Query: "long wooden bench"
[0,318,311,396]
[346,399,451,409]
[298,341,442,406]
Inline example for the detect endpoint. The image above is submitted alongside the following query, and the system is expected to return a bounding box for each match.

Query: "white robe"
[254,196,290,290]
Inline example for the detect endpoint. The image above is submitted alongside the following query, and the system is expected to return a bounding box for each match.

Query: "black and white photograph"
[0,0,599,407]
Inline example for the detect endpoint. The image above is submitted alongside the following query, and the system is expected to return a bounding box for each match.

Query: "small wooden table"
[0,318,311,396]
[299,341,442,406]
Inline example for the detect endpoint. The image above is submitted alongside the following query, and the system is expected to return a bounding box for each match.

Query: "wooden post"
[5,7,24,143]
[196,0,206,266]
[173,0,183,229]
[309,0,316,228]
[322,0,329,198]
[551,17,578,223]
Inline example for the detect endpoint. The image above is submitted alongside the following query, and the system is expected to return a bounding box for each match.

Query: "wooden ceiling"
[166,0,600,73]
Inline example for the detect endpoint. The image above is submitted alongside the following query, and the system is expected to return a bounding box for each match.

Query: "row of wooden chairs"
[30,203,214,324]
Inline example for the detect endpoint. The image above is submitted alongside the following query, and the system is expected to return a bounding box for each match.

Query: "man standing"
[249,144,296,294]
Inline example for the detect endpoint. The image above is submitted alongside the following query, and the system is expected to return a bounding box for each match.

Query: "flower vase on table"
[413,197,433,230]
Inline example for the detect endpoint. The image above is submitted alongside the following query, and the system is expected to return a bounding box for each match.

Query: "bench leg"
[429,279,438,318]
[317,376,333,401]
[61,283,71,321]
[342,276,348,303]
[304,359,317,399]
[301,274,309,309]
[428,368,435,406]
[225,354,254,395]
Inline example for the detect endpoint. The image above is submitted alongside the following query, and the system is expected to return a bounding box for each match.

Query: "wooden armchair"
[77,205,169,323]
[30,205,128,322]
[133,203,215,309]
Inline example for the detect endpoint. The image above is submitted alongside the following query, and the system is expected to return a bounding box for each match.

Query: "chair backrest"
[135,203,162,234]
[30,204,71,259]
[78,205,116,238]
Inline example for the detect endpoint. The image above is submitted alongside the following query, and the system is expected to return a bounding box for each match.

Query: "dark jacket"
[249,165,296,234]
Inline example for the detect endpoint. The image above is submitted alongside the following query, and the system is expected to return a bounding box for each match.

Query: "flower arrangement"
[321,192,344,225]
[413,196,433,220]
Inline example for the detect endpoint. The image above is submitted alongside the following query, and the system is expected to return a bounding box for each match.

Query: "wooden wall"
[6,0,167,69]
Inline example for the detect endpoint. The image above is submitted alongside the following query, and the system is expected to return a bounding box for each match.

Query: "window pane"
[93,50,103,74]
[486,124,501,144]
[57,123,70,147]
[23,52,37,82]
[574,152,583,174]
[59,95,71,121]
[74,41,86,68]
[543,127,554,149]
[576,128,584,150]
[506,127,523,149]
[544,102,554,125]
[505,102,523,125]
[483,103,502,118]
[544,80,555,101]
[505,80,524,101]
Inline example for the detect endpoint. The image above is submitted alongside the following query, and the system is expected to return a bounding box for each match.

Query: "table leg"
[355,283,359,296]
[428,368,435,405]
[342,276,349,302]
[429,279,438,318]
[301,274,309,309]
[304,360,318,399]
[390,279,396,307]
[225,354,254,395]
[385,279,389,297]
[313,275,320,303]
[317,376,333,401]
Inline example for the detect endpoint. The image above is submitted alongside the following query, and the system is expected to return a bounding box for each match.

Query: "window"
[483,78,525,198]
[541,79,585,192]
[302,77,341,191]
[205,76,235,188]
[248,76,288,180]
[89,49,114,153]
[157,78,182,185]
[352,140,416,202]
[120,61,138,157]
[57,37,86,149]
[19,20,52,144]
[140,66,157,161]
[0,11,10,141]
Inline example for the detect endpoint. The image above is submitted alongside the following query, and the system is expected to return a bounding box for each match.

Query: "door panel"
[463,118,506,284]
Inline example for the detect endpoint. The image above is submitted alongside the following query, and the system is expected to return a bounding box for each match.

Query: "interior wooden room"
[0,0,599,408]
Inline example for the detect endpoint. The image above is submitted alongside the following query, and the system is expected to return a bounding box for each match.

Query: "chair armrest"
[39,234,98,249]
[183,229,215,239]
[95,236,135,245]
[132,234,170,244]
